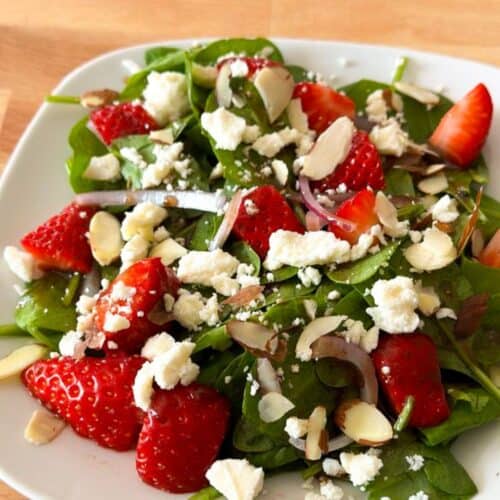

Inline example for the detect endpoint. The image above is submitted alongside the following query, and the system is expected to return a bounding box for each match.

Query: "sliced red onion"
[298,176,356,233]
[289,433,353,453]
[75,190,227,214]
[311,336,378,405]
[223,285,264,307]
[305,210,328,231]
[208,190,243,251]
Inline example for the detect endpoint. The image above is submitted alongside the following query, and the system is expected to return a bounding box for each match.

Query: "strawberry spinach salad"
[1,38,500,500]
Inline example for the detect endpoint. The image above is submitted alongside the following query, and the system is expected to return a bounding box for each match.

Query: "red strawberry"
[329,188,378,244]
[94,258,180,354]
[233,185,304,258]
[216,56,280,77]
[21,203,96,273]
[371,333,450,428]
[136,383,230,493]
[22,355,145,450]
[479,229,500,268]
[90,102,159,145]
[312,130,384,192]
[429,83,493,167]
[293,82,355,134]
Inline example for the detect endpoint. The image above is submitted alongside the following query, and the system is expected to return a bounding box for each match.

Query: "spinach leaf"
[144,46,180,65]
[229,242,261,275]
[326,242,399,285]
[286,64,312,83]
[188,486,222,500]
[397,203,425,221]
[315,358,357,388]
[384,169,415,196]
[420,386,500,446]
[328,290,372,326]
[462,256,500,295]
[447,386,490,412]
[197,350,235,387]
[67,116,123,193]
[262,298,308,329]
[478,192,500,238]
[340,79,388,110]
[314,281,348,316]
[438,348,475,380]
[15,273,77,349]
[472,329,500,366]
[233,417,275,453]
[265,280,316,307]
[188,213,223,250]
[262,266,298,284]
[120,49,186,100]
[482,293,500,330]
[193,325,232,353]
[246,445,300,469]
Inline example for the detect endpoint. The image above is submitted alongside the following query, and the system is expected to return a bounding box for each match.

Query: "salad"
[1,37,499,500]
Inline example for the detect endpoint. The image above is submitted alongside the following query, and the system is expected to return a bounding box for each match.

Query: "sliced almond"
[471,229,485,258]
[287,98,310,133]
[215,62,233,108]
[254,66,294,123]
[271,159,289,186]
[223,285,264,307]
[301,117,355,180]
[0,344,48,380]
[149,128,174,145]
[24,409,66,445]
[305,406,327,460]
[258,392,295,423]
[417,172,448,195]
[256,358,281,394]
[334,399,392,446]
[394,81,440,106]
[303,299,317,320]
[150,238,187,266]
[404,227,457,271]
[417,286,441,316]
[296,316,346,362]
[80,89,119,109]
[191,63,217,88]
[89,211,123,266]
[375,191,408,237]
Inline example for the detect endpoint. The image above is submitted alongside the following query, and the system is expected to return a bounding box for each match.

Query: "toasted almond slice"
[215,62,233,108]
[301,117,355,180]
[305,406,327,460]
[334,399,392,446]
[256,358,281,394]
[258,392,295,423]
[287,98,309,133]
[375,191,409,237]
[254,66,294,123]
[149,128,174,145]
[425,163,447,176]
[227,320,280,358]
[404,227,457,271]
[471,229,485,258]
[303,299,317,320]
[394,81,440,106]
[296,316,346,362]
[24,409,66,445]
[417,286,441,316]
[80,89,119,109]
[0,344,48,380]
[417,172,448,195]
[191,63,217,88]
[89,211,123,266]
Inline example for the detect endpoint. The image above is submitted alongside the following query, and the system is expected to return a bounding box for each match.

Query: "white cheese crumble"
[337,318,380,352]
[3,246,44,282]
[339,451,383,486]
[143,71,190,126]
[173,290,220,330]
[322,458,345,477]
[206,459,264,500]
[244,198,259,215]
[366,276,420,333]
[436,307,457,320]
[365,89,389,123]
[285,416,309,439]
[252,127,313,158]
[369,118,408,157]
[320,480,344,500]
[264,230,351,270]
[83,153,121,181]
[58,331,87,359]
[406,454,425,471]
[103,312,131,332]
[430,195,459,223]
[150,238,187,266]
[201,108,247,150]
[132,362,155,411]
[408,492,429,500]
[120,147,147,170]
[271,159,289,186]
[230,59,249,77]
[298,267,322,287]
[121,202,168,241]
[120,235,150,270]
[141,142,185,189]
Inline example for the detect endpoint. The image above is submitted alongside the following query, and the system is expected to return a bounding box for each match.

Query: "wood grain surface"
[1,0,499,498]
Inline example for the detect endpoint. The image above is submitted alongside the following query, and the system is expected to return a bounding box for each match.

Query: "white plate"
[0,39,499,500]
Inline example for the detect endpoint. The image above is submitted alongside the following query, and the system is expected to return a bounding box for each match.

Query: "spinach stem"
[29,327,59,351]
[392,56,408,84]
[394,395,415,432]
[63,273,81,306]
[46,95,81,104]
[439,322,500,404]
[0,324,29,337]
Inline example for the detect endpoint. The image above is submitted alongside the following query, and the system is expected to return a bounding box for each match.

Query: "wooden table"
[1,0,499,498]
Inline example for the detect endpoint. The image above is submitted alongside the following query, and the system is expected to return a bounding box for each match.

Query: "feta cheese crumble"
[201,108,247,150]
[339,451,383,486]
[322,458,345,477]
[83,153,121,181]
[298,267,322,287]
[408,492,429,500]
[121,202,168,241]
[369,118,408,157]
[430,195,459,223]
[285,416,308,439]
[406,454,425,471]
[365,89,389,123]
[366,277,420,333]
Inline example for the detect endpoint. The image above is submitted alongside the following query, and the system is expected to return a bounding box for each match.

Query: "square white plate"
[0,39,499,500]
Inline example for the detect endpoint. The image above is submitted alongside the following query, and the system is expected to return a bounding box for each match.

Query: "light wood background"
[1,0,499,498]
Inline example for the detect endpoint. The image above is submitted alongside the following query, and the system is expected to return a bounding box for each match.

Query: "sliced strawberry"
[90,102,159,145]
[94,258,180,354]
[429,83,493,168]
[22,355,145,450]
[136,383,230,493]
[293,82,355,134]
[216,56,280,77]
[479,229,500,268]
[232,185,304,258]
[329,188,378,244]
[371,333,450,428]
[21,203,96,273]
[312,130,384,192]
